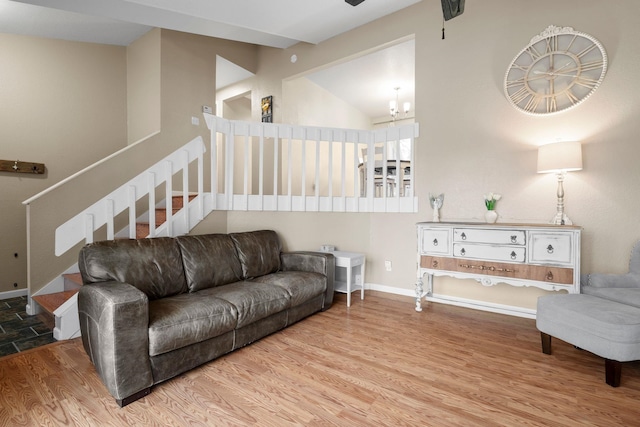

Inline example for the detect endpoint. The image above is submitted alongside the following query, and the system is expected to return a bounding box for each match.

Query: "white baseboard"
[0,288,28,300]
[364,283,536,319]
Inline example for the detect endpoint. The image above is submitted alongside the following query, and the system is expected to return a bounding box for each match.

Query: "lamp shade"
[537,141,583,173]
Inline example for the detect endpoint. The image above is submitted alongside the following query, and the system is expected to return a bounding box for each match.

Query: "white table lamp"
[537,141,583,225]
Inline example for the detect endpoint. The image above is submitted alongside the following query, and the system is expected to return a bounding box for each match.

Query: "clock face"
[504,26,607,115]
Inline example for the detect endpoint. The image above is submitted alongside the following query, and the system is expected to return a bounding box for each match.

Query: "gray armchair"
[581,241,640,308]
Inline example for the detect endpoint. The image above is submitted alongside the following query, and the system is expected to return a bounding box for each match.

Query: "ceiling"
[0,0,419,121]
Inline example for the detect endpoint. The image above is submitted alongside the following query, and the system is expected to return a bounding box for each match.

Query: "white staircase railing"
[205,113,419,214]
[54,136,207,256]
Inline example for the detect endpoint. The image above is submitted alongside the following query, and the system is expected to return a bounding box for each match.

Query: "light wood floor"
[2,291,640,426]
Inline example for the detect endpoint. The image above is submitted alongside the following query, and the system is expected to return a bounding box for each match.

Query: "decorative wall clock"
[504,25,607,115]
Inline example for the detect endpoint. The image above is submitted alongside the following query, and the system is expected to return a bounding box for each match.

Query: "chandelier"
[389,87,410,121]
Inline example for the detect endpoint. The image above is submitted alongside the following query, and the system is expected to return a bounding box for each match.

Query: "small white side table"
[330,251,365,307]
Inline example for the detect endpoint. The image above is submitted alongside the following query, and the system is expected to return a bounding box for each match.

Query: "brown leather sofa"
[77,230,334,407]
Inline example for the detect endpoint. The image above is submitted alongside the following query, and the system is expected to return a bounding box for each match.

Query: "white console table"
[415,222,581,313]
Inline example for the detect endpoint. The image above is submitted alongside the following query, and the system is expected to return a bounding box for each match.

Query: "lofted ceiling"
[0,0,420,121]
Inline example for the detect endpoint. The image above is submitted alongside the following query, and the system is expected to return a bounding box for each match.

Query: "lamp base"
[550,212,573,226]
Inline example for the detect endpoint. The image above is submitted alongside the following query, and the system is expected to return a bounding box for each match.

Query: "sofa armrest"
[78,281,153,402]
[585,272,640,289]
[281,251,335,310]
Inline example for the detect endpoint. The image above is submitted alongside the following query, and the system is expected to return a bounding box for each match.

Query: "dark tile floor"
[0,296,55,357]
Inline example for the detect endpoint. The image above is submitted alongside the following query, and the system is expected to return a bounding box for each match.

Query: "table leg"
[360,259,365,301]
[346,265,352,307]
[415,277,423,312]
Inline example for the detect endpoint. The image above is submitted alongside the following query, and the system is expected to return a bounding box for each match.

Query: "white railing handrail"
[22,131,160,206]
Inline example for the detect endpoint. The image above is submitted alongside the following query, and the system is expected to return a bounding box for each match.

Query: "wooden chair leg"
[605,359,622,387]
[541,332,552,355]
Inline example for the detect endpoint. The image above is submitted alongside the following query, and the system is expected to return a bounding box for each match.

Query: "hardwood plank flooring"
[1,291,640,426]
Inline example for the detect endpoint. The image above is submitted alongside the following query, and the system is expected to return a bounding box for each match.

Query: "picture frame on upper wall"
[261,96,273,123]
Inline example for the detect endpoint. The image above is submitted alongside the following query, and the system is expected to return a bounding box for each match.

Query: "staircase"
[23,115,420,342]
[31,195,194,341]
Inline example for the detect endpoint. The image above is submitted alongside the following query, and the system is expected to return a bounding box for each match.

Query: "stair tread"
[63,273,83,286]
[33,290,79,315]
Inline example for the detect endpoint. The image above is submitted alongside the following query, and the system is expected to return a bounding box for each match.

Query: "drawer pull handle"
[461,232,467,240]
[432,260,439,268]
[511,235,518,243]
[433,238,438,246]
[510,251,517,260]
[546,271,554,281]
[459,263,515,273]
[460,248,466,256]
[547,245,554,254]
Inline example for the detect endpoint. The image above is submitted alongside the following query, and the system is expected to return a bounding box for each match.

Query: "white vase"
[485,210,498,223]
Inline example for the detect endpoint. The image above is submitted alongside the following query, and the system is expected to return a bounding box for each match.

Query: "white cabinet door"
[421,228,450,255]
[530,233,573,265]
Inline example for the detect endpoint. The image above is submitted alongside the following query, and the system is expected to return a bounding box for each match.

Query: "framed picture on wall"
[261,96,273,123]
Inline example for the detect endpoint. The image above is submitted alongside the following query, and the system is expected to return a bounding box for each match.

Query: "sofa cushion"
[582,286,640,310]
[148,293,237,357]
[252,271,326,307]
[78,237,187,300]
[199,281,290,328]
[230,230,281,279]
[177,234,243,292]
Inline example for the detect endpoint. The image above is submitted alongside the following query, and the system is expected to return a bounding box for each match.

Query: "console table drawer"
[420,228,450,255]
[453,228,526,245]
[421,255,574,285]
[453,243,526,263]
[530,233,573,265]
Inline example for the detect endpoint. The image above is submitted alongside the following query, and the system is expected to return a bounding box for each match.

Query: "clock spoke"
[576,43,598,58]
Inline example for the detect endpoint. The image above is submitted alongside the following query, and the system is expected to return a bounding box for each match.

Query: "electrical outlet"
[191,116,200,126]
[385,260,392,271]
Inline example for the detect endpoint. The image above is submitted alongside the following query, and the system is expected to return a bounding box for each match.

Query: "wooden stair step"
[172,194,196,209]
[63,273,83,290]
[32,290,79,315]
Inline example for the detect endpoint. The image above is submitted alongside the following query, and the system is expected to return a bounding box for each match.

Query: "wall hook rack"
[0,159,46,174]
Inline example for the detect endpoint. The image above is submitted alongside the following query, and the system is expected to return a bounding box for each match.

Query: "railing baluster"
[314,130,320,211]
[84,214,94,245]
[273,126,279,210]
[198,149,204,220]
[210,116,218,209]
[106,199,115,240]
[128,186,136,239]
[148,172,156,238]
[259,124,264,200]
[182,150,189,232]
[165,161,173,236]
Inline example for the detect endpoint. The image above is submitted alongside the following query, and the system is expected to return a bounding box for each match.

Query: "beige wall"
[5,1,640,313]
[0,34,127,294]
[205,0,640,311]
[127,28,161,144]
